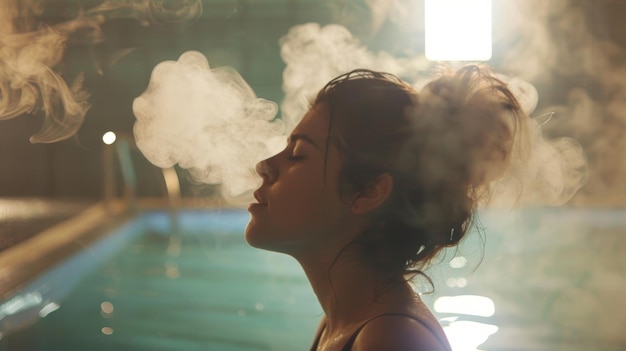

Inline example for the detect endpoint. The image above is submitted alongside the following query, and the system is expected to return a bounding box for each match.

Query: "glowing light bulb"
[102,131,117,145]
[425,0,492,61]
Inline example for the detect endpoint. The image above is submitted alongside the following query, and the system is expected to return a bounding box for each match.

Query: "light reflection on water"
[100,301,114,314]
[37,302,59,318]
[435,295,495,317]
[421,207,626,351]
[445,320,499,351]
[434,295,497,351]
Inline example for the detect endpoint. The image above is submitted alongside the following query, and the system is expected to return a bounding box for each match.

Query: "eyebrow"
[288,133,323,151]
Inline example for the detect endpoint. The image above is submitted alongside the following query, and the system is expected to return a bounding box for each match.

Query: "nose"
[255,159,277,184]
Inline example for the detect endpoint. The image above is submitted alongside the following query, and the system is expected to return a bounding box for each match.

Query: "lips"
[248,190,268,212]
[253,190,268,205]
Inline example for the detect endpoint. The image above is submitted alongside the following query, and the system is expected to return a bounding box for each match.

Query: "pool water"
[1,210,321,351]
[1,208,625,351]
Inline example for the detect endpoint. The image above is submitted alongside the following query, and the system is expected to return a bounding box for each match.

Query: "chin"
[244,221,272,250]
[244,222,262,248]
[244,223,291,255]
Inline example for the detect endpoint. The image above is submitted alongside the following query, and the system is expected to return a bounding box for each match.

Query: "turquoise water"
[1,208,626,351]
[0,210,321,351]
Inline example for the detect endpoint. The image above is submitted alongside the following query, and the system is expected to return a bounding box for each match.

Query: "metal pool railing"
[102,134,181,223]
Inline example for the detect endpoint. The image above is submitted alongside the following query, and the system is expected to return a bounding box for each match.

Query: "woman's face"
[245,104,353,255]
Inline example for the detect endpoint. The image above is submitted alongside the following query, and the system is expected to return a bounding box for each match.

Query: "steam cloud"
[494,0,626,205]
[2,0,594,206]
[487,75,588,207]
[0,0,94,143]
[279,23,587,207]
[280,23,430,129]
[0,0,201,143]
[132,51,285,199]
[130,17,587,207]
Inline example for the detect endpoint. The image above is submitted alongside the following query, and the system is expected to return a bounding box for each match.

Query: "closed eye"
[287,141,308,161]
[288,155,305,161]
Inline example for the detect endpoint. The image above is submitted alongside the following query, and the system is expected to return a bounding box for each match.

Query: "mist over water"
[0,0,201,143]
[132,51,284,199]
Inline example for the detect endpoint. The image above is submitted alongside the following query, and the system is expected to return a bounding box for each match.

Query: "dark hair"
[314,66,525,276]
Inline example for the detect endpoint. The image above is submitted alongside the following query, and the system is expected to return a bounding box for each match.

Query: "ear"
[352,173,393,215]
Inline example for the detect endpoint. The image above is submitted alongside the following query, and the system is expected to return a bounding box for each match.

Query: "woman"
[245,66,525,350]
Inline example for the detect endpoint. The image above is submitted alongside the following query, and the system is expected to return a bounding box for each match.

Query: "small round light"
[102,131,117,145]
[450,256,468,269]
[101,302,114,314]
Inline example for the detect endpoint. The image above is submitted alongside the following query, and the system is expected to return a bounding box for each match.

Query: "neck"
[294,243,413,333]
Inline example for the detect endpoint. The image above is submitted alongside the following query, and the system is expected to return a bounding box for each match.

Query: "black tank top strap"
[309,323,324,351]
[340,313,450,351]
[310,313,450,351]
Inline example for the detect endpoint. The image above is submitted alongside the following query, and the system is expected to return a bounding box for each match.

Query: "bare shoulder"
[350,315,449,351]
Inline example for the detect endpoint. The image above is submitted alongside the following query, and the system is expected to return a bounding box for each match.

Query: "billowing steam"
[132,23,427,203]
[279,23,587,207]
[488,76,588,207]
[2,0,592,207]
[494,0,626,205]
[132,21,587,207]
[280,23,430,129]
[132,51,285,199]
[0,0,95,143]
[0,0,201,143]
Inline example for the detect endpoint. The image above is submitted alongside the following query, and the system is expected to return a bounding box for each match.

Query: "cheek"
[245,185,341,249]
[271,185,329,231]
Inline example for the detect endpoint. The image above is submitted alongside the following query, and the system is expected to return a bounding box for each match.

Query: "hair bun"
[413,65,524,194]
[414,65,588,207]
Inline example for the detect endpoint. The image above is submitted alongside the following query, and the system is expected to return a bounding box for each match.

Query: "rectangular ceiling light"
[425,0,492,61]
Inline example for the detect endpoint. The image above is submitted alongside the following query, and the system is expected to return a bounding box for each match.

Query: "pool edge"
[0,201,128,300]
